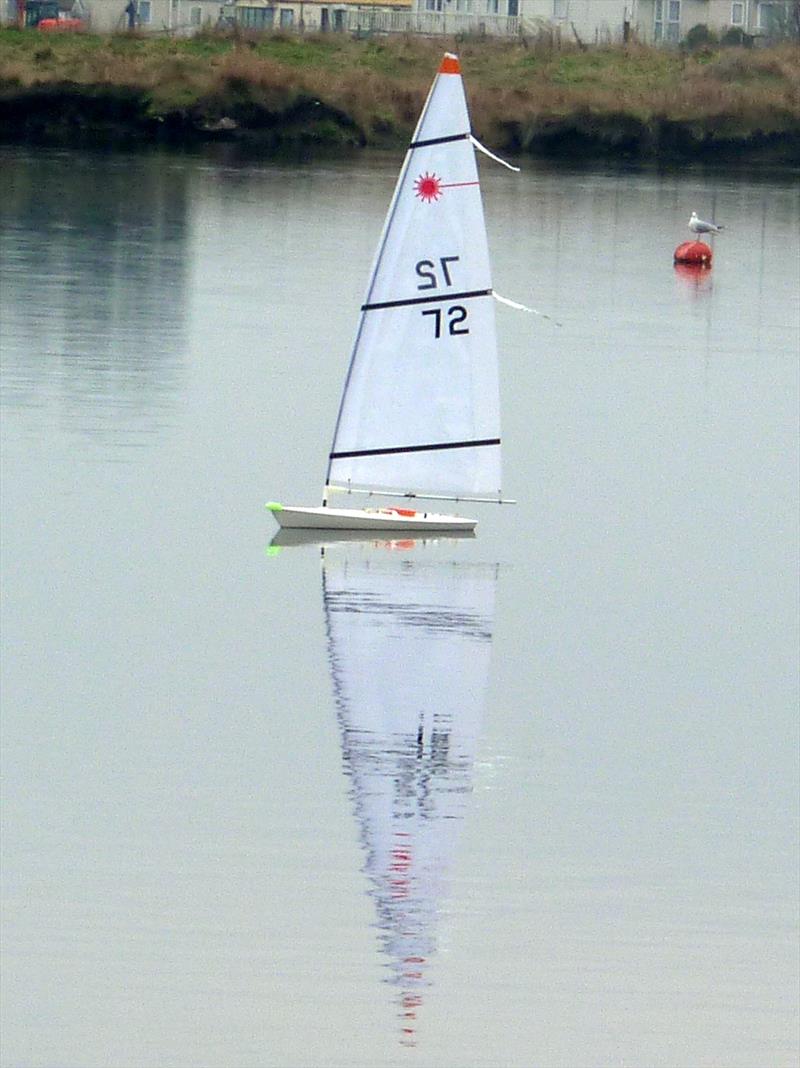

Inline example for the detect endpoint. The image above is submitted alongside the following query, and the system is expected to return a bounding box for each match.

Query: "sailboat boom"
[325,484,516,505]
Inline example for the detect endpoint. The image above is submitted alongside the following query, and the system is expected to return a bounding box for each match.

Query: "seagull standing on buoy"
[689,210,724,236]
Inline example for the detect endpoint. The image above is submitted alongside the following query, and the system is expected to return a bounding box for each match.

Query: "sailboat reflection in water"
[320,536,497,1045]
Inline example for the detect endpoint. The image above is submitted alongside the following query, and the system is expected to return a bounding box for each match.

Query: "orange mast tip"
[439,53,460,74]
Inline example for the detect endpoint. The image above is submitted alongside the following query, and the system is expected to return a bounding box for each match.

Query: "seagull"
[689,210,724,236]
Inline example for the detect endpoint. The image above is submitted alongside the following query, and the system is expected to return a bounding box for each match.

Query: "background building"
[3,0,796,40]
[235,0,412,35]
[635,0,798,42]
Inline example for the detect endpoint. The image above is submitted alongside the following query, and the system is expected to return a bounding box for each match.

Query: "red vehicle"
[22,0,87,29]
[38,16,86,28]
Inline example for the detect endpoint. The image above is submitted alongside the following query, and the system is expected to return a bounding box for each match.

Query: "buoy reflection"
[674,261,713,296]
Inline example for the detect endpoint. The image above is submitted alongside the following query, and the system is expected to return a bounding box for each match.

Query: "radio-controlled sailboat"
[268,53,512,532]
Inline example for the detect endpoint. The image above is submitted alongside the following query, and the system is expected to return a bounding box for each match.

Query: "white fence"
[343,8,520,36]
[234,5,522,36]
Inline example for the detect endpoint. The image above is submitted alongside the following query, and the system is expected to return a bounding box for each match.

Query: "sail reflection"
[321,540,496,1045]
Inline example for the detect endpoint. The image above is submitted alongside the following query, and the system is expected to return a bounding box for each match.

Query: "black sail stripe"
[362,288,492,313]
[409,132,470,149]
[330,438,500,461]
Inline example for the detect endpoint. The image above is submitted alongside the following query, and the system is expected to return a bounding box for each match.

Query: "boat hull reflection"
[270,529,476,548]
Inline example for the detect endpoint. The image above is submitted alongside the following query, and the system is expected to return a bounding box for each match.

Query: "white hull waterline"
[267,503,476,532]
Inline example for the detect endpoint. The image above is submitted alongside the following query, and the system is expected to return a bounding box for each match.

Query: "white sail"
[322,542,496,1043]
[326,54,502,501]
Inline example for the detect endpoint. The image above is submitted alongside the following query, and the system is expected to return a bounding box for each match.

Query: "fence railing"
[344,8,520,36]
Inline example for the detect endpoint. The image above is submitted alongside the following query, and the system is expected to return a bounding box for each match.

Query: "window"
[138,0,151,21]
[279,6,293,25]
[507,0,518,14]
[758,1,787,31]
[238,5,274,26]
[731,1,744,23]
[654,0,679,41]
[553,0,567,18]
[190,4,201,23]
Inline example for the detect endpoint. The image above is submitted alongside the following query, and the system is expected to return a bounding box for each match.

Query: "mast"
[323,61,444,503]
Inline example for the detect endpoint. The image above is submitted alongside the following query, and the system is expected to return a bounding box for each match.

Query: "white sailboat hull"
[269,504,477,532]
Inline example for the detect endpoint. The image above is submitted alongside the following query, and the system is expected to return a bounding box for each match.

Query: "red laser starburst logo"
[414,172,443,203]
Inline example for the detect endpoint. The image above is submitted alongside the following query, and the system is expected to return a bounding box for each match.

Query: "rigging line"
[469,135,520,172]
[410,132,470,149]
[438,180,479,190]
[493,291,563,326]
[362,288,491,312]
[330,437,500,461]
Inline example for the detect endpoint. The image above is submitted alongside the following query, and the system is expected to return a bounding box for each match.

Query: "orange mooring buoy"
[674,240,712,266]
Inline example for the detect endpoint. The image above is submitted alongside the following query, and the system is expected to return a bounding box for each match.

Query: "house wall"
[635,0,707,42]
[635,0,795,41]
[88,0,220,31]
[414,0,512,16]
[3,0,790,37]
[0,0,226,29]
[519,1,637,44]
[235,0,526,33]
[235,0,412,33]
[408,0,637,41]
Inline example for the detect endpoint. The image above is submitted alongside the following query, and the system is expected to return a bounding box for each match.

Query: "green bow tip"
[265,502,283,512]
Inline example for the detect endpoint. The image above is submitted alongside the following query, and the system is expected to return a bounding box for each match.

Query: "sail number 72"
[421,307,468,338]
[416,256,469,339]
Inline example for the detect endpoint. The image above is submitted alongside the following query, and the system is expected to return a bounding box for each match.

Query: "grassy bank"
[1,28,799,158]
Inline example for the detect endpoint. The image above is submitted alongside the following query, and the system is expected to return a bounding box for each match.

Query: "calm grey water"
[1,145,798,1068]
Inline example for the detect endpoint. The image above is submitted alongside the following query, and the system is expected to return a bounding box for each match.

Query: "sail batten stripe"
[362,288,491,312]
[410,132,470,149]
[330,438,500,461]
